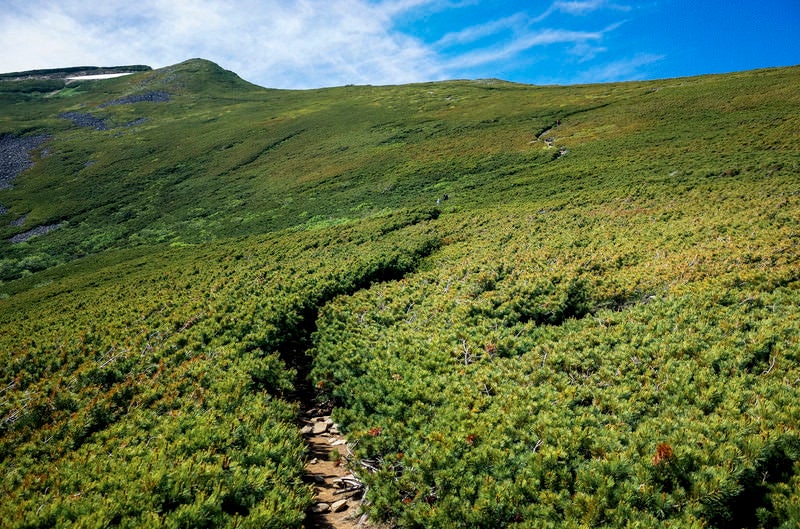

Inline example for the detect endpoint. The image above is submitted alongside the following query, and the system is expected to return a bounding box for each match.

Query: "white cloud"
[444,28,605,69]
[0,0,445,88]
[378,0,443,16]
[569,41,608,63]
[0,0,641,88]
[428,1,631,74]
[534,0,630,22]
[576,53,664,82]
[553,1,610,15]
[435,14,527,48]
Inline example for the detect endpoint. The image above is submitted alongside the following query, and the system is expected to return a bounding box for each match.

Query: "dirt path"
[302,411,372,529]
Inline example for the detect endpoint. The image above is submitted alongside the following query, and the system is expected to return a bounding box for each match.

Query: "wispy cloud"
[378,0,449,16]
[433,2,630,74]
[534,0,630,22]
[435,13,527,48]
[553,1,614,15]
[444,28,605,69]
[569,41,608,63]
[576,53,664,82]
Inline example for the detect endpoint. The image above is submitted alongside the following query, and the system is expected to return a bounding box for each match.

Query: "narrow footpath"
[301,407,373,529]
[278,311,375,528]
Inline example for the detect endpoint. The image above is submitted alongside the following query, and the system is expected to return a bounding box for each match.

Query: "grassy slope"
[1,60,799,527]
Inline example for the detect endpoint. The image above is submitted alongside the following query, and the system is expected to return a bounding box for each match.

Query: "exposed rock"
[99,91,171,107]
[8,222,65,243]
[311,502,330,514]
[59,112,108,130]
[0,134,49,189]
[125,117,148,127]
[312,421,328,434]
[331,499,349,512]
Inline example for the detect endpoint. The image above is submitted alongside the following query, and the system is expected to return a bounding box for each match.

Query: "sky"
[1,0,799,89]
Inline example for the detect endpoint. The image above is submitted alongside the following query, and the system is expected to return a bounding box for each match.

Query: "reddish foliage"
[652,442,674,465]
[368,427,382,437]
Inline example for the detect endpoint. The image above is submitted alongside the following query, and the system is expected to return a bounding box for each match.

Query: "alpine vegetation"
[1,59,798,528]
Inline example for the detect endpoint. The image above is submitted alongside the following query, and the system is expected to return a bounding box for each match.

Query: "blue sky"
[1,0,798,89]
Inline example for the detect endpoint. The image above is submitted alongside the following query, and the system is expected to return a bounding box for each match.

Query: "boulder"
[331,499,349,512]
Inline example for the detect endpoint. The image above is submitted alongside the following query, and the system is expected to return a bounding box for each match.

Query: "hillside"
[1,59,799,528]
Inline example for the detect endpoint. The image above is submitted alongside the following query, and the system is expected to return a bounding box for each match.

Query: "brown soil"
[302,413,375,529]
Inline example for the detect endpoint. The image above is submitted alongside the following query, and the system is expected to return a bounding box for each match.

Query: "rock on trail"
[302,410,372,529]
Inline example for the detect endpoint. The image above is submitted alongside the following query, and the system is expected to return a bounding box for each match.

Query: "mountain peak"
[151,58,261,92]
